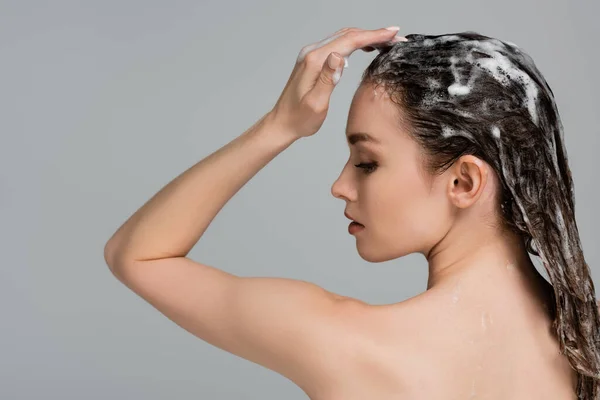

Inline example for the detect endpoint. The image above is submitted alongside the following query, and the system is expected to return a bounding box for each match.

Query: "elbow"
[103,240,121,270]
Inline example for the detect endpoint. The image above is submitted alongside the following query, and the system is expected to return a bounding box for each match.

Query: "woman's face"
[331,83,452,262]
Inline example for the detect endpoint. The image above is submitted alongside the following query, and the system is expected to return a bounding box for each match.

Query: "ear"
[447,155,488,208]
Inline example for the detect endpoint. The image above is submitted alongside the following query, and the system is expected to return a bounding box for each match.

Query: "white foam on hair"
[412,36,540,128]
[491,125,501,138]
[473,41,539,125]
[494,129,534,237]
[391,34,570,282]
[427,77,442,90]
[448,83,470,96]
[456,109,475,118]
[439,35,462,43]
[555,202,574,262]
[441,125,474,140]
[448,51,484,99]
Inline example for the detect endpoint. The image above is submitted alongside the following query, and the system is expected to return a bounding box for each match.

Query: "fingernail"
[328,52,340,69]
[385,26,400,32]
[393,35,408,42]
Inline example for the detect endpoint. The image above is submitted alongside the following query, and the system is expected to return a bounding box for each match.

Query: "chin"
[357,247,399,263]
[357,243,413,263]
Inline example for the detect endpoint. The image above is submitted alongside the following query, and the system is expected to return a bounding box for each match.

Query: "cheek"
[355,168,450,262]
[372,172,445,240]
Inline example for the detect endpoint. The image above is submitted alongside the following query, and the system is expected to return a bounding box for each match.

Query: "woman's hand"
[268,26,407,140]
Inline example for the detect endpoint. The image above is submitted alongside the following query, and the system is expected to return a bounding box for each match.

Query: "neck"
[424,225,554,314]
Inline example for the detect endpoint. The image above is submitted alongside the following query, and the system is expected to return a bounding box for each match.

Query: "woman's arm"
[104,112,294,265]
[101,26,401,395]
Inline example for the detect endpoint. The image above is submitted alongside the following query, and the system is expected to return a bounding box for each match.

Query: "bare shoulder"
[305,295,454,400]
[309,297,423,392]
[321,290,579,400]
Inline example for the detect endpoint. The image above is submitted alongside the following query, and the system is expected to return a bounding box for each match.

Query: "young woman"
[104,27,598,399]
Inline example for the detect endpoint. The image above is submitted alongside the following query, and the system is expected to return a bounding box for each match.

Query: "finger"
[363,39,397,52]
[297,33,344,63]
[324,27,355,40]
[362,41,395,52]
[298,34,350,67]
[304,52,344,112]
[303,27,403,67]
[297,28,355,64]
[337,28,405,56]
[364,37,408,53]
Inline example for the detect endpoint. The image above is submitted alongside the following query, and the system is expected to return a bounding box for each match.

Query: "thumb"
[307,52,344,108]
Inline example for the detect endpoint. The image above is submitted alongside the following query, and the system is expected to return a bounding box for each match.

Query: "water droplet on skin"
[469,379,477,398]
[506,262,516,275]
[481,311,491,331]
[451,280,462,304]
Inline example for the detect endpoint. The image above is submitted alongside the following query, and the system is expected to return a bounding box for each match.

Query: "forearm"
[104,112,297,265]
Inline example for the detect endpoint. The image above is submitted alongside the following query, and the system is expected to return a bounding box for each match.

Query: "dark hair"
[360,31,599,398]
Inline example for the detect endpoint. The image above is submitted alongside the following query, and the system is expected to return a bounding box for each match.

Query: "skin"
[104,27,583,399]
[328,81,578,398]
[331,85,543,291]
[103,27,417,399]
[332,82,549,294]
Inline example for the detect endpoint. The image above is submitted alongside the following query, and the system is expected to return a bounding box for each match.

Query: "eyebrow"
[346,132,381,146]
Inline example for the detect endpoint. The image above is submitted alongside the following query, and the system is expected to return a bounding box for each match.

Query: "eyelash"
[354,161,378,174]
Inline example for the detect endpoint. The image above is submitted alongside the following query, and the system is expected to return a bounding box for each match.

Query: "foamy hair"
[361,32,599,398]
[373,33,544,126]
[366,32,567,199]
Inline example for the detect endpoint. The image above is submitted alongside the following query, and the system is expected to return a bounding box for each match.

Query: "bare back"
[308,281,578,400]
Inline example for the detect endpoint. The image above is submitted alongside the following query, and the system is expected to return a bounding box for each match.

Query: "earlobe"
[448,175,469,208]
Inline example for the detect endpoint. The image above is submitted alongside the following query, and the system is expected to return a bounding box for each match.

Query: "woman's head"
[331,77,505,265]
[332,31,598,397]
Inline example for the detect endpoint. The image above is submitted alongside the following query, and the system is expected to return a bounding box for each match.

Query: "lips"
[344,211,363,226]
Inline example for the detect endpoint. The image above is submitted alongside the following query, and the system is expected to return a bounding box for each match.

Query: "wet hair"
[360,31,599,398]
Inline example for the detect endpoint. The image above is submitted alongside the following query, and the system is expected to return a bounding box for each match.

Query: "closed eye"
[354,162,378,174]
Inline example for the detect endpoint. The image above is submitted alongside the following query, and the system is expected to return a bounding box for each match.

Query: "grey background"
[2,1,598,399]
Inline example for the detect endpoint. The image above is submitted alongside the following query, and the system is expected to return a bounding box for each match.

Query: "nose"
[331,178,343,200]
[331,167,353,201]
